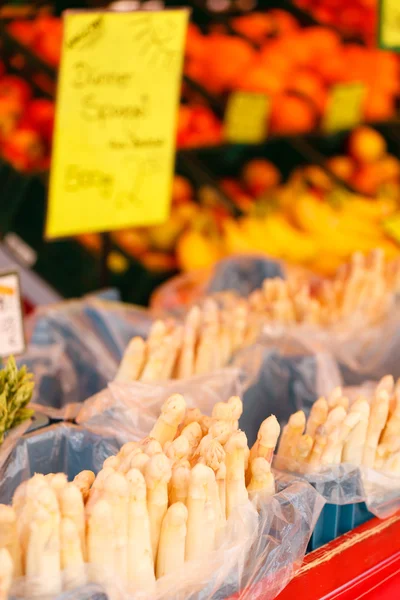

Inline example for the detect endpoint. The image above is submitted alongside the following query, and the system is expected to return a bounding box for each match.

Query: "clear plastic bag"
[0,422,123,505]
[20,298,154,419]
[151,255,301,317]
[274,459,400,520]
[236,339,341,447]
[76,368,246,439]
[1,419,324,600]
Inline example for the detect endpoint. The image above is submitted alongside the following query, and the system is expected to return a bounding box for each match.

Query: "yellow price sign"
[46,9,189,239]
[379,0,400,51]
[224,92,270,144]
[383,213,400,244]
[323,83,366,133]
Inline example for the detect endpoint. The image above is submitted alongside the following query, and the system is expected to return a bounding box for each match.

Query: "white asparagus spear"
[232,301,248,352]
[60,517,87,590]
[381,385,400,445]
[342,399,370,465]
[320,412,361,465]
[324,406,347,435]
[177,306,201,379]
[306,397,328,438]
[0,548,13,600]
[126,469,156,591]
[216,463,226,520]
[381,451,400,475]
[144,453,172,560]
[180,422,203,458]
[0,505,22,577]
[87,498,115,586]
[247,457,275,506]
[195,299,220,375]
[26,504,61,596]
[185,464,214,561]
[103,472,130,582]
[169,463,191,506]
[376,375,395,397]
[292,434,314,465]
[141,438,163,457]
[103,455,121,470]
[160,325,183,380]
[115,337,146,382]
[198,439,226,534]
[277,411,306,460]
[140,333,172,382]
[165,435,191,465]
[208,421,233,446]
[59,483,86,561]
[327,387,344,410]
[178,408,202,434]
[225,431,249,518]
[156,503,188,579]
[19,479,58,572]
[86,467,115,510]
[118,448,145,474]
[307,426,328,470]
[72,470,95,504]
[249,415,281,467]
[118,441,140,459]
[12,480,28,516]
[363,391,390,468]
[149,394,187,447]
[129,452,151,474]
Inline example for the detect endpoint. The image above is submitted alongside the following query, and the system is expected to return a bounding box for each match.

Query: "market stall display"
[0,393,323,600]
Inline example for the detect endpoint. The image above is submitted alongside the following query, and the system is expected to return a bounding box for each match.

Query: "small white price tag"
[0,271,25,358]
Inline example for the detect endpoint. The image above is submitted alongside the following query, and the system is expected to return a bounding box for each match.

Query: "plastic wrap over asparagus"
[115,298,260,383]
[0,394,282,598]
[276,375,400,476]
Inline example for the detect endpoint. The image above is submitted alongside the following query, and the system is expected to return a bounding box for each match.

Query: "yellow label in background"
[224,92,270,144]
[379,0,400,51]
[323,83,366,133]
[46,10,189,239]
[383,213,400,244]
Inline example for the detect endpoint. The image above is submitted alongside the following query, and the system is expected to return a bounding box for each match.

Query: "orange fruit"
[270,93,317,135]
[234,62,283,95]
[363,90,396,122]
[172,175,194,205]
[241,159,281,196]
[351,164,382,196]
[269,9,299,35]
[203,34,255,92]
[287,68,328,113]
[185,24,206,61]
[231,13,275,44]
[348,126,387,164]
[327,156,355,182]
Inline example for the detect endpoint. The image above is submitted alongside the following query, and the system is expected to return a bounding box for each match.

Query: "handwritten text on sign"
[46,10,188,239]
[0,272,25,358]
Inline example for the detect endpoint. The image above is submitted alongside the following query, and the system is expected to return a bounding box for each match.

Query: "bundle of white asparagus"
[248,249,400,327]
[276,375,400,475]
[115,298,259,383]
[0,394,280,598]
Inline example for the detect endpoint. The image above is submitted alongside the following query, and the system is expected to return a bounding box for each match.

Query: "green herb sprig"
[0,357,34,444]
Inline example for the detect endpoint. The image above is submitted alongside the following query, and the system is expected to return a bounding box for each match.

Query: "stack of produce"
[116,296,258,382]
[276,374,400,474]
[0,62,53,172]
[187,12,399,133]
[294,0,377,46]
[0,393,280,596]
[246,249,400,327]
[0,357,34,445]
[180,160,399,276]
[323,126,400,199]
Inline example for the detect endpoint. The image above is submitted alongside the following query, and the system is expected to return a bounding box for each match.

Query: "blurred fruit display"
[6,9,400,141]
[294,0,377,46]
[0,61,53,172]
